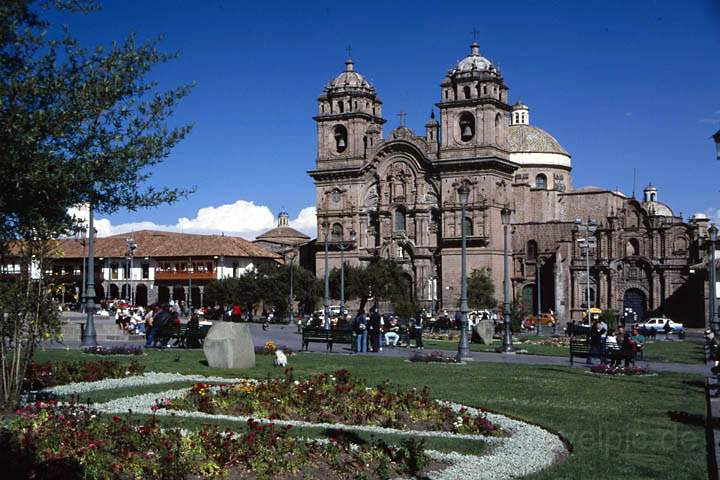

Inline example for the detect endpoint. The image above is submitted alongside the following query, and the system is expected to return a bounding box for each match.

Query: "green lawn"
[31,348,707,480]
[423,336,706,365]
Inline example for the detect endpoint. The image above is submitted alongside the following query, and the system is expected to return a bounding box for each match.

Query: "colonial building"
[1,230,281,307]
[308,42,712,326]
[254,211,316,273]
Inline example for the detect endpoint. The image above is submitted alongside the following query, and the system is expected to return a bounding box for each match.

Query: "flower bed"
[409,351,462,364]
[1,402,439,480]
[24,359,145,391]
[82,344,144,356]
[164,369,500,436]
[254,340,294,355]
[589,364,651,376]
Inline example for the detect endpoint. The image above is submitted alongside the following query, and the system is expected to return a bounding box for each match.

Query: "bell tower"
[436,42,511,159]
[314,57,385,168]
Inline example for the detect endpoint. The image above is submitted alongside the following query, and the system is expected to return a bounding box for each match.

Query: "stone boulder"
[472,319,495,345]
[203,322,256,369]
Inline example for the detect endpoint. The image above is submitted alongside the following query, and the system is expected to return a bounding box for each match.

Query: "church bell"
[462,124,472,138]
[337,137,346,148]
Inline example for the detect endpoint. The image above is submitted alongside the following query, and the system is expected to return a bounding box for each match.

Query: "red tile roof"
[53,230,280,260]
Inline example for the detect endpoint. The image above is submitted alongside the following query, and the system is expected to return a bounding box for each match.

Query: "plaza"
[2,1,720,479]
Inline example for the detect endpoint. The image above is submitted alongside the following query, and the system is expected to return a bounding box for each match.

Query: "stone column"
[199,285,205,308]
[554,250,565,323]
[148,283,158,305]
[598,271,606,310]
[169,285,175,303]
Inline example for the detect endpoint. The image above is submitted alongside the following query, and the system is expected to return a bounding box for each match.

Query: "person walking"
[413,311,424,349]
[369,307,381,352]
[354,309,368,353]
[587,320,602,365]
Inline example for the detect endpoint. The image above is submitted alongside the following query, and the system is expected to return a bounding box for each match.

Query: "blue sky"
[50,0,720,238]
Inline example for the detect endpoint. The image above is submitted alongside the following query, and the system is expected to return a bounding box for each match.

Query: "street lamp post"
[187,257,193,316]
[284,249,297,324]
[456,183,472,361]
[81,204,97,347]
[321,221,331,330]
[709,224,718,333]
[75,228,87,312]
[574,218,597,323]
[536,257,542,336]
[336,229,357,318]
[126,237,137,305]
[499,205,515,353]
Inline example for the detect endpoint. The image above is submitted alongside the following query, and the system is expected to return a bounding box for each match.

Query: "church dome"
[326,58,374,93]
[508,124,570,156]
[643,201,674,217]
[451,42,495,76]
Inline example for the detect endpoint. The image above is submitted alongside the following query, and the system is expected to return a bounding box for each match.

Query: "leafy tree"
[467,268,497,310]
[327,258,411,312]
[0,0,193,409]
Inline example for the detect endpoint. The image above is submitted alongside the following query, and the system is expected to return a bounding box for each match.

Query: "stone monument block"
[472,320,494,345]
[203,322,256,369]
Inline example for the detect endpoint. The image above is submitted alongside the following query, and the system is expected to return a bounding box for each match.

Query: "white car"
[638,318,684,333]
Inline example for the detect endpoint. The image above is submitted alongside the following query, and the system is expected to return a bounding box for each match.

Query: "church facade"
[308,42,710,326]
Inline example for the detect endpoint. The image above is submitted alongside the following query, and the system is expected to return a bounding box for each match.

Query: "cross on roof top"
[346,45,352,58]
[397,111,406,127]
[472,28,479,41]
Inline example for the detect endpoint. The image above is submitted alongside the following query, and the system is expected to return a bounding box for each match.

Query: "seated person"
[618,333,637,368]
[630,328,645,350]
[384,317,400,347]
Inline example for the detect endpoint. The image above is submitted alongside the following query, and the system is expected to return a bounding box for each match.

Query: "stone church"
[308,42,709,326]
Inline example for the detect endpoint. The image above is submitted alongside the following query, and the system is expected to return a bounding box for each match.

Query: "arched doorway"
[190,286,201,308]
[95,284,105,302]
[135,284,148,307]
[109,283,119,300]
[623,288,647,323]
[158,286,170,304]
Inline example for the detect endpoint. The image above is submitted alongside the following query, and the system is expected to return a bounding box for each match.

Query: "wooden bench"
[301,328,354,352]
[156,323,210,348]
[569,339,594,365]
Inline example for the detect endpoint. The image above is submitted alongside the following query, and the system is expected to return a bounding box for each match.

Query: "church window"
[514,113,519,124]
[331,223,344,241]
[354,101,357,110]
[527,240,538,261]
[499,90,503,101]
[535,174,547,189]
[459,112,475,142]
[363,136,368,158]
[483,85,488,95]
[372,105,376,115]
[627,238,640,256]
[321,104,325,113]
[463,85,471,99]
[394,209,406,232]
[334,125,347,153]
[495,113,502,144]
[463,216,473,236]
[338,101,344,113]
[444,90,448,100]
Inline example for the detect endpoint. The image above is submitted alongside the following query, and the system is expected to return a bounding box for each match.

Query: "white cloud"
[69,200,316,240]
[706,208,720,223]
[290,206,317,237]
[699,109,720,124]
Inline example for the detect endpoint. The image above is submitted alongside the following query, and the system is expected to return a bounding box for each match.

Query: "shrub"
[23,359,144,391]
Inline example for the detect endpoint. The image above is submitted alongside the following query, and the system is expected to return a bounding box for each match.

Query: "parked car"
[638,317,684,333]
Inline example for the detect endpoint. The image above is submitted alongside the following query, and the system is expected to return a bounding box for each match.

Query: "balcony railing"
[154,271,217,281]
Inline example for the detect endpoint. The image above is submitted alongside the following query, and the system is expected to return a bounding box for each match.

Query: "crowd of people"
[574,318,646,366]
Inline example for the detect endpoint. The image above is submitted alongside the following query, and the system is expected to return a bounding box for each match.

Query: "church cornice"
[313,112,387,124]
[435,98,512,111]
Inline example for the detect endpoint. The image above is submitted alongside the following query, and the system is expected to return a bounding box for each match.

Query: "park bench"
[301,327,354,352]
[156,323,211,348]
[569,338,594,365]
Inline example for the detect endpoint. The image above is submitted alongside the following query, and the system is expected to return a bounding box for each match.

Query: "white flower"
[294,380,300,385]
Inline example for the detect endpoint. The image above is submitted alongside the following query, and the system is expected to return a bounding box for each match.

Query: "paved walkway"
[47,321,709,376]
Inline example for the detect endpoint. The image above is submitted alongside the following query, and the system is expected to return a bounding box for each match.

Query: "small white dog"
[273,349,288,367]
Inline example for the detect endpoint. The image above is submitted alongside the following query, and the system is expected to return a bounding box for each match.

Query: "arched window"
[463,85,471,99]
[495,113,501,144]
[514,112,519,124]
[459,112,475,142]
[535,174,547,189]
[483,85,488,95]
[394,209,406,231]
[444,90,448,100]
[331,223,343,241]
[363,136,368,158]
[321,104,325,113]
[333,125,347,153]
[338,101,344,113]
[354,101,357,110]
[463,216,473,236]
[527,240,538,261]
[627,238,640,256]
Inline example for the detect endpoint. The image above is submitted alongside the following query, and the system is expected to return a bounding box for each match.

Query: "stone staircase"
[60,312,144,343]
